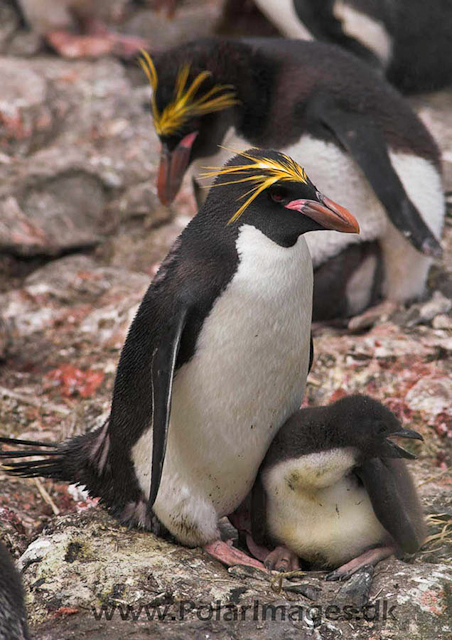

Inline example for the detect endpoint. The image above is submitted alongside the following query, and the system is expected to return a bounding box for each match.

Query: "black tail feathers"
[0,436,81,482]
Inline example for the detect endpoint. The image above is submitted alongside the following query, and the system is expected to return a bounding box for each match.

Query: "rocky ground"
[0,2,451,639]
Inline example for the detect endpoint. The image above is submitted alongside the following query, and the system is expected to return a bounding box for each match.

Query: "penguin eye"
[269,186,289,204]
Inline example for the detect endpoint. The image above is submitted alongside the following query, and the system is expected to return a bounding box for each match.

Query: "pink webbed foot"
[204,540,267,571]
[45,30,116,58]
[326,545,395,581]
[348,301,398,332]
[45,29,149,59]
[263,545,301,572]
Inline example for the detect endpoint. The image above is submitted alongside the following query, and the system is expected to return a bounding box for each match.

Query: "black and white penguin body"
[251,395,426,574]
[0,542,30,640]
[143,38,444,320]
[253,0,452,94]
[1,150,358,554]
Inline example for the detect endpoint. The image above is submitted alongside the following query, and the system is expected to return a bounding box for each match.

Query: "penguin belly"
[263,449,389,567]
[132,225,313,546]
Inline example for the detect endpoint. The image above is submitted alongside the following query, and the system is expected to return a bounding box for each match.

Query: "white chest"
[133,225,313,521]
[264,449,388,566]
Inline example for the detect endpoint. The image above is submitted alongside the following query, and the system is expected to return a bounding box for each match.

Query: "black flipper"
[355,457,426,554]
[148,307,188,509]
[293,0,381,67]
[308,92,442,257]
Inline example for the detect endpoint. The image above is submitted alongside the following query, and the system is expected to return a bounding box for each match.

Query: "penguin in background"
[245,395,426,577]
[139,39,444,322]
[252,0,452,94]
[0,149,359,569]
[0,541,30,640]
[14,0,149,58]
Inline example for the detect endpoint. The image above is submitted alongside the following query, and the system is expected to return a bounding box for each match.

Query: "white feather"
[132,224,313,545]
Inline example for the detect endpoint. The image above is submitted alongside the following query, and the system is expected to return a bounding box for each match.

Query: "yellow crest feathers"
[139,50,239,137]
[201,149,308,224]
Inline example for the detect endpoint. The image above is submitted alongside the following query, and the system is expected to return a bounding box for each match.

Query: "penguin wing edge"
[355,457,426,554]
[148,306,188,509]
[292,0,381,66]
[308,92,442,257]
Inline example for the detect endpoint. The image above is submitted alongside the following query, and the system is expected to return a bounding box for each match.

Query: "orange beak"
[285,193,360,234]
[157,131,198,206]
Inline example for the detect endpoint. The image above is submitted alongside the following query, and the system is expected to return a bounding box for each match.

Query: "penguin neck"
[202,40,277,143]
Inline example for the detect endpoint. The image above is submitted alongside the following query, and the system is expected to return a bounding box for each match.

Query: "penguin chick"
[0,149,358,570]
[0,542,30,640]
[140,38,444,320]
[251,395,426,577]
[17,0,148,58]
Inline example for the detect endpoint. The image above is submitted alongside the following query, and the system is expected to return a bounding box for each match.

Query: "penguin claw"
[325,571,341,582]
[326,570,351,582]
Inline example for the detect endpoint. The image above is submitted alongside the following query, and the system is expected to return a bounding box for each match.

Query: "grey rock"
[0,57,170,257]
[16,509,452,640]
[336,566,374,607]
[0,57,57,157]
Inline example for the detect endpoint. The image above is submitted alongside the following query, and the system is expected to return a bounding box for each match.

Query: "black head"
[328,395,424,461]
[140,43,243,205]
[199,148,359,247]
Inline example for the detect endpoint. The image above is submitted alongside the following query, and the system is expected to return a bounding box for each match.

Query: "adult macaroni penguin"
[1,149,359,567]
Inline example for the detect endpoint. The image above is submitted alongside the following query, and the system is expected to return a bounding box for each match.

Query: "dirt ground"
[0,2,451,639]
